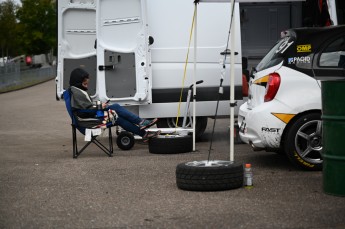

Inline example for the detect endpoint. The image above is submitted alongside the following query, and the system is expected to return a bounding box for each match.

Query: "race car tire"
[116,131,135,150]
[156,117,207,141]
[284,113,322,171]
[176,160,244,191]
[148,135,193,154]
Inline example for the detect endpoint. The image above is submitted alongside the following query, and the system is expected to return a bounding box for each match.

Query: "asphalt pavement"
[0,80,345,229]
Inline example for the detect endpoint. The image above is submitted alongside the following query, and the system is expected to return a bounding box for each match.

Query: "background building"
[240,0,344,69]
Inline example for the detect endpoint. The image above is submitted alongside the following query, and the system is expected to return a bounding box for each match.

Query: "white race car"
[239,25,345,170]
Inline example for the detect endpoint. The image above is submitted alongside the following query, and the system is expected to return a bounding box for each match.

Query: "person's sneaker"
[142,130,161,143]
[139,118,158,130]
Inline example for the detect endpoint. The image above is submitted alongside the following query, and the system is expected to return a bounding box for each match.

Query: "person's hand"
[102,103,107,109]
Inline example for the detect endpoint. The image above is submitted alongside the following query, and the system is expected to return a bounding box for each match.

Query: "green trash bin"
[321,79,345,196]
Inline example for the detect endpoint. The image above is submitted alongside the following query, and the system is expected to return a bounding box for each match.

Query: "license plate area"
[239,118,246,133]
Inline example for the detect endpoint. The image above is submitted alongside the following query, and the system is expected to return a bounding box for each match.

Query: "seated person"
[69,68,160,142]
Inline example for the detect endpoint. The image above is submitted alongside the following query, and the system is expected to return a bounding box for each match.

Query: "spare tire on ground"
[148,134,193,154]
[176,160,243,191]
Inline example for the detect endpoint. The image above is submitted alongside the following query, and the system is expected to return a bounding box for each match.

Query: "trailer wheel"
[176,160,244,191]
[116,131,135,150]
[156,117,207,140]
[149,135,193,154]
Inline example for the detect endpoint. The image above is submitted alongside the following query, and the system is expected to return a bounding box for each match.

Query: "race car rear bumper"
[238,101,288,150]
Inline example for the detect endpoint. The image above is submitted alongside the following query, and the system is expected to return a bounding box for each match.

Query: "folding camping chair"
[63,89,114,158]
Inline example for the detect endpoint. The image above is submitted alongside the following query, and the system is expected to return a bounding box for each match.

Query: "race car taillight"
[264,73,281,102]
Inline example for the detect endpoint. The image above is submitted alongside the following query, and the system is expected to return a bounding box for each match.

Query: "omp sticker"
[288,56,311,64]
[253,75,269,86]
[272,113,296,124]
[297,44,312,53]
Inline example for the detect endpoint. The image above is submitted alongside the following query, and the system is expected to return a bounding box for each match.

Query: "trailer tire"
[116,131,135,150]
[176,160,244,191]
[149,135,193,154]
[156,117,207,140]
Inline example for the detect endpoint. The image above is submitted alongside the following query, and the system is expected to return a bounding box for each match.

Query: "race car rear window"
[319,36,345,68]
[256,36,294,72]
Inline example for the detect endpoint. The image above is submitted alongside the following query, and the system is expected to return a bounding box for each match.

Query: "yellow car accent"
[253,75,269,85]
[297,44,312,53]
[272,113,296,124]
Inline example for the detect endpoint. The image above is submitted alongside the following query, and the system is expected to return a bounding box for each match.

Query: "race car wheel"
[176,160,244,191]
[284,113,322,171]
[116,131,135,150]
[149,135,193,154]
[156,117,207,140]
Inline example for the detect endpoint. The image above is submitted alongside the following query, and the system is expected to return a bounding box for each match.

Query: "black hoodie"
[69,68,97,118]
[69,68,89,91]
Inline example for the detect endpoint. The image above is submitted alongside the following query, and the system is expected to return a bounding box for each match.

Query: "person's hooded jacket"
[69,68,97,118]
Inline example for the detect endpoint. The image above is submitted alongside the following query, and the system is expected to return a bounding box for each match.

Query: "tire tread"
[176,162,244,191]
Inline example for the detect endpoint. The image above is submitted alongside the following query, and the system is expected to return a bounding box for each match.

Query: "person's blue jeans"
[108,103,146,136]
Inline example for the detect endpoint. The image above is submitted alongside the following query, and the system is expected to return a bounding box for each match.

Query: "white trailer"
[56,0,244,137]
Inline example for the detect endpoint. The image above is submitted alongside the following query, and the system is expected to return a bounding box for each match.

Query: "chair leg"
[71,125,114,158]
[72,125,78,158]
[91,128,113,157]
[72,125,92,158]
[91,139,112,156]
[109,127,113,156]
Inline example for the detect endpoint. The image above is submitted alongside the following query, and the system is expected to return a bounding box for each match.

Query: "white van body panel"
[141,0,243,118]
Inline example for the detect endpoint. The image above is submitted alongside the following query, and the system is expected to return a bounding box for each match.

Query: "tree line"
[0,0,56,61]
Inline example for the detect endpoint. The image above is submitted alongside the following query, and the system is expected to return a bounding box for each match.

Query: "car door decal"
[297,44,312,53]
[276,37,294,54]
[253,75,269,87]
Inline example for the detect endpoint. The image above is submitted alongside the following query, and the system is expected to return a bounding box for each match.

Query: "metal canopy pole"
[193,2,198,151]
[197,0,236,161]
[229,0,235,162]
